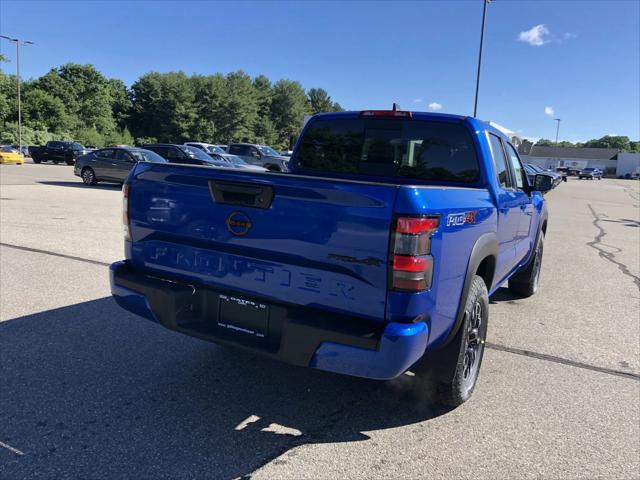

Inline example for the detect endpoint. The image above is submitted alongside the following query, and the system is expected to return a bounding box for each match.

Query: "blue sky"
[1,0,638,142]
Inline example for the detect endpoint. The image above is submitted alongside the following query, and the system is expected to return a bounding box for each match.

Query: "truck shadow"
[489,287,521,304]
[38,181,122,190]
[0,297,446,479]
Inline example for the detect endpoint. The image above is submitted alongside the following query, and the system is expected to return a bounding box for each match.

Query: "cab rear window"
[295,118,480,183]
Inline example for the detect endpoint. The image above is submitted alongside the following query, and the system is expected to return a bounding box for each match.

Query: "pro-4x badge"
[446,211,477,227]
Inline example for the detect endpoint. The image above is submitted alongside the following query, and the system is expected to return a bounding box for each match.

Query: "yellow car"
[0,146,24,164]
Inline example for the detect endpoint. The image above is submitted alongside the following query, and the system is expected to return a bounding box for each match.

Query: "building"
[520,145,640,178]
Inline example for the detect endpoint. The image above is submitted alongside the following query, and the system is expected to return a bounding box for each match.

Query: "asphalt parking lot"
[1,161,639,479]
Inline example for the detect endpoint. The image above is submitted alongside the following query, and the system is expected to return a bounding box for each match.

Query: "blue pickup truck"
[110,110,553,407]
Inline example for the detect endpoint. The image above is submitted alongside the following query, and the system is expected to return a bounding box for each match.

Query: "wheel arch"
[443,232,498,348]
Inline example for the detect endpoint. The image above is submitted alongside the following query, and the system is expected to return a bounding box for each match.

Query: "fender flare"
[419,232,498,381]
[444,232,498,347]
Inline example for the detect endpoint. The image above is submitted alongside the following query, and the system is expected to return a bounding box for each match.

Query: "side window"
[99,149,115,159]
[167,147,189,162]
[505,143,527,189]
[488,134,511,189]
[151,146,168,158]
[115,150,133,162]
[228,145,243,155]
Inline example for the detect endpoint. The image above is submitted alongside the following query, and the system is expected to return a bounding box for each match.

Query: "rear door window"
[228,145,248,156]
[504,143,527,189]
[99,149,115,159]
[487,134,511,189]
[295,118,480,184]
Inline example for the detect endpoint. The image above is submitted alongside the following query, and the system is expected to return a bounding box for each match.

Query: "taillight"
[360,110,412,118]
[122,183,131,241]
[391,215,439,292]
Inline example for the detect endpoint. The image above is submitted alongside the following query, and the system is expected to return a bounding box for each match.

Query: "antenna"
[392,103,401,111]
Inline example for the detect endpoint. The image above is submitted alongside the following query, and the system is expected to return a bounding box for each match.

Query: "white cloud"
[518,24,550,46]
[428,102,443,111]
[413,98,423,103]
[544,106,555,117]
[563,32,577,40]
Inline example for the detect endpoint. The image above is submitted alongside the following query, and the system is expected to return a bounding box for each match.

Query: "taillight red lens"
[396,217,439,234]
[391,215,439,292]
[122,183,131,240]
[393,255,430,272]
[360,110,412,118]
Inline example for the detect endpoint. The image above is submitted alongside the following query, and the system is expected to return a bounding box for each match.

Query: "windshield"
[528,164,544,172]
[72,143,85,150]
[224,154,247,165]
[129,149,167,163]
[583,168,595,171]
[258,146,280,157]
[206,146,226,154]
[296,118,480,184]
[183,145,216,162]
[0,146,17,153]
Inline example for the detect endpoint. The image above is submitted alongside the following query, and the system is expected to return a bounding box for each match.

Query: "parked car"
[525,163,564,186]
[74,147,167,185]
[578,167,603,180]
[142,144,233,168]
[227,143,289,171]
[207,152,269,172]
[9,145,29,157]
[0,146,24,164]
[29,141,89,165]
[184,142,227,155]
[110,110,553,408]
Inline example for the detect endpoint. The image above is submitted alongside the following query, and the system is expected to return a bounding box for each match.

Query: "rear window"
[295,118,480,183]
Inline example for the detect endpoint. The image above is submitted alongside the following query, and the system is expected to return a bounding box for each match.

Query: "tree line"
[523,136,639,152]
[0,61,342,149]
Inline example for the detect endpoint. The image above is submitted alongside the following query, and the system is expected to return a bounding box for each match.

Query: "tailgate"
[127,165,398,321]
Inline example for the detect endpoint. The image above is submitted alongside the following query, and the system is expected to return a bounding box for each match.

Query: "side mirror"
[534,173,554,193]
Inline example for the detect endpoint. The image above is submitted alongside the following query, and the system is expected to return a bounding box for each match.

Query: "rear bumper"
[110,261,429,380]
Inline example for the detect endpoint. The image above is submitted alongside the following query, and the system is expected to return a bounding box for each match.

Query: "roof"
[528,146,619,160]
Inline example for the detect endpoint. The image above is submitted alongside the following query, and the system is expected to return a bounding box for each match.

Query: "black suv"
[143,144,231,168]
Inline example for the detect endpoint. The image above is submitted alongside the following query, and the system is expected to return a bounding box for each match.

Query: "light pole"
[473,0,491,117]
[0,35,34,154]
[554,118,561,145]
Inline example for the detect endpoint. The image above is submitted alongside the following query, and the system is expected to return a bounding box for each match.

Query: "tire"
[33,158,41,164]
[508,231,544,297]
[435,275,489,408]
[52,160,59,164]
[65,159,74,166]
[81,167,97,186]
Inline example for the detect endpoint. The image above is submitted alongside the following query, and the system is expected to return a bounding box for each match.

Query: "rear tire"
[508,231,544,297]
[65,159,74,166]
[81,167,97,185]
[435,275,489,408]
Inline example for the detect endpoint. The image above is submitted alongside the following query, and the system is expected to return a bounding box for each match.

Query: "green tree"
[215,71,258,142]
[130,71,197,142]
[22,88,71,133]
[34,63,117,135]
[583,135,631,150]
[271,79,310,148]
[307,88,334,114]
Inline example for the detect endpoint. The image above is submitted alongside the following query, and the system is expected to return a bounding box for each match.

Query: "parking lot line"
[0,440,25,456]
[486,342,640,381]
[0,242,110,267]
